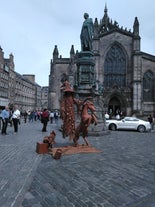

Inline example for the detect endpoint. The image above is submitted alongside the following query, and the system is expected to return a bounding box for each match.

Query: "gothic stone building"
[48,6,155,117]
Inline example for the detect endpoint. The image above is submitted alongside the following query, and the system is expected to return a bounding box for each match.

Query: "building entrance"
[108,97,121,116]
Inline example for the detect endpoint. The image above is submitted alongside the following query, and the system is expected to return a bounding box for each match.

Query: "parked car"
[106,116,151,132]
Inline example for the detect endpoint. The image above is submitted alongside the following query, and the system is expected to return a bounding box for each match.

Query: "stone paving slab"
[0,120,48,207]
[0,120,155,207]
[22,126,155,207]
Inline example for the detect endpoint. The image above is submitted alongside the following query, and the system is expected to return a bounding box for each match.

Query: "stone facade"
[41,86,48,109]
[0,46,42,112]
[49,6,155,117]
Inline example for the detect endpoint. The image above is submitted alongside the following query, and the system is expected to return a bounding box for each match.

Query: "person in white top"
[12,105,21,133]
[105,112,110,120]
[50,111,54,124]
[116,113,120,120]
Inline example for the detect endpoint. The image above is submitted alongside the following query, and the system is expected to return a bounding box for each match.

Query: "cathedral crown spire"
[70,45,75,55]
[104,2,108,15]
[70,45,75,60]
[133,17,139,36]
[102,3,109,24]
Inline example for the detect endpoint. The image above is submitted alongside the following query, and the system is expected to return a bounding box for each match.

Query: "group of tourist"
[22,110,41,123]
[1,105,20,135]
[0,106,60,135]
[104,111,124,120]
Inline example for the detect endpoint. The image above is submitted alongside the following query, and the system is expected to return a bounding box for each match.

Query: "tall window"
[104,44,126,87]
[143,71,154,101]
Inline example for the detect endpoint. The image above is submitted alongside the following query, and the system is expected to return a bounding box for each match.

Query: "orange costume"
[60,81,97,146]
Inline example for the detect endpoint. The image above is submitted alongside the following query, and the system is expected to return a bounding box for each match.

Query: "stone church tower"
[48,5,155,117]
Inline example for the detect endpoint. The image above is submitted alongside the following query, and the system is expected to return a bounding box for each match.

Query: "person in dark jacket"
[41,108,49,132]
[148,114,153,130]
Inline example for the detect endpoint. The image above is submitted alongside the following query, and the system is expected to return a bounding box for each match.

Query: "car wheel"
[109,124,116,131]
[137,125,146,132]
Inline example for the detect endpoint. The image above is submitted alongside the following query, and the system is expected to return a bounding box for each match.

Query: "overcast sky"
[0,0,155,86]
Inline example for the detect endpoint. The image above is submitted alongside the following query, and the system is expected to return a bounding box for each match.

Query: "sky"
[0,0,155,86]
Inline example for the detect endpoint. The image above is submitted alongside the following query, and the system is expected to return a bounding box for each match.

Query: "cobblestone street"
[0,120,155,207]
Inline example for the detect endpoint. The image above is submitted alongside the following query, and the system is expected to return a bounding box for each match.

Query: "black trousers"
[42,120,48,132]
[12,118,19,132]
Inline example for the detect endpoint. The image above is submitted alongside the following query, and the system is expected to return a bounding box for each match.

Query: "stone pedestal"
[75,51,96,99]
[74,51,110,136]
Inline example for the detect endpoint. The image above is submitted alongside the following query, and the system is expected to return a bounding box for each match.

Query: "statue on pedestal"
[80,13,94,51]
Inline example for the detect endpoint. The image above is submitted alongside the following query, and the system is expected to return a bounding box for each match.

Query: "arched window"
[104,44,126,87]
[143,71,154,101]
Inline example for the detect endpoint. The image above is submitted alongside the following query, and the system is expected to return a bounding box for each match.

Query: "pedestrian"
[153,113,155,130]
[23,111,28,123]
[50,111,54,124]
[34,111,37,121]
[29,111,34,122]
[12,105,21,133]
[41,108,49,132]
[148,114,153,130]
[105,112,110,120]
[54,110,59,124]
[9,109,13,127]
[116,113,120,120]
[1,106,10,135]
[37,110,41,120]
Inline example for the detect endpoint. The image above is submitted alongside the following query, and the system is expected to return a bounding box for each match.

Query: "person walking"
[1,106,10,135]
[116,113,120,120]
[148,114,153,130]
[23,111,28,123]
[41,108,49,132]
[54,110,59,125]
[12,105,21,133]
[50,111,54,124]
[105,112,110,120]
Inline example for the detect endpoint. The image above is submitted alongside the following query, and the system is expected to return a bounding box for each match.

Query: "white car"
[106,116,151,132]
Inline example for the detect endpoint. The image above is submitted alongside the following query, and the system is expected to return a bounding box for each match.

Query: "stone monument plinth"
[75,51,96,99]
[74,51,109,136]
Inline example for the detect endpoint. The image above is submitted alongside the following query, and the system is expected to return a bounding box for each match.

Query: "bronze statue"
[60,81,97,146]
[80,13,94,51]
[73,98,97,146]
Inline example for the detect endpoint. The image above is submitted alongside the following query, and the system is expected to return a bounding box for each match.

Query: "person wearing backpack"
[41,108,49,132]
